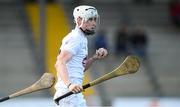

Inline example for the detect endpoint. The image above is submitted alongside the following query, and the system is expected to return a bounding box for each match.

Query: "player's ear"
[76,17,83,26]
[73,17,80,24]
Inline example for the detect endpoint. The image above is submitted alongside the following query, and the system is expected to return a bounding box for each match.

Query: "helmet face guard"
[73,5,100,35]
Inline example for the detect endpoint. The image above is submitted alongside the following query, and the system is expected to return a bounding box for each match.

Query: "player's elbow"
[55,60,66,69]
[54,63,58,69]
[54,51,72,69]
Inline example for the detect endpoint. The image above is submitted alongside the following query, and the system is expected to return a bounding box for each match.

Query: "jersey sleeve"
[60,36,80,55]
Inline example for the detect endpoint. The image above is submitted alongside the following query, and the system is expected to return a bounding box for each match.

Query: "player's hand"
[93,48,108,60]
[68,83,83,94]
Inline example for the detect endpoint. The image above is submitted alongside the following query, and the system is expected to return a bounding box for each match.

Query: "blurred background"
[0,0,180,107]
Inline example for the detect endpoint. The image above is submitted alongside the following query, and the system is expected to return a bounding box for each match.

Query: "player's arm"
[55,50,72,86]
[55,50,83,93]
[84,48,108,71]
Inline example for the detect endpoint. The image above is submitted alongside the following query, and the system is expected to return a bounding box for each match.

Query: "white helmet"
[73,5,99,22]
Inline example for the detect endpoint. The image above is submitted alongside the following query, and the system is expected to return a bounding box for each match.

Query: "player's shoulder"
[62,33,80,44]
[66,29,82,39]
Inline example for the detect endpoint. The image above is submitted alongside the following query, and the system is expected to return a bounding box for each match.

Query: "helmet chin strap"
[80,28,95,35]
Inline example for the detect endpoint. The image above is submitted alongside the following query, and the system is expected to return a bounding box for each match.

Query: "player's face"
[81,17,98,35]
[84,17,97,30]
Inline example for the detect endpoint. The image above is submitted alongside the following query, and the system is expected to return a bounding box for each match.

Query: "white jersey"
[55,27,88,89]
[60,27,88,78]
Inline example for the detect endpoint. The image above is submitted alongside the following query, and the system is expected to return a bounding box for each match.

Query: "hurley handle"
[0,96,10,102]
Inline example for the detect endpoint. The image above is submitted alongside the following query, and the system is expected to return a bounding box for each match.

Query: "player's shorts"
[54,77,87,107]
